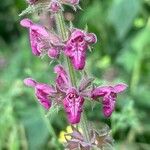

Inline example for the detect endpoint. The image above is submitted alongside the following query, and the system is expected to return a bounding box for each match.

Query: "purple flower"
[20,18,63,57]
[91,83,127,117]
[84,33,97,44]
[24,78,56,109]
[27,0,38,5]
[20,18,49,56]
[48,48,60,59]
[49,0,61,13]
[54,65,85,124]
[63,88,84,124]
[54,65,70,92]
[64,29,97,70]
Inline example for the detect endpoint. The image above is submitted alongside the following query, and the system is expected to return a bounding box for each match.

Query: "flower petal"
[30,24,49,37]
[71,49,86,70]
[24,78,37,87]
[29,30,41,56]
[102,93,116,117]
[63,89,84,124]
[35,83,55,109]
[91,86,112,99]
[36,83,56,95]
[54,65,70,92]
[84,33,97,44]
[48,48,59,59]
[20,18,33,28]
[113,83,128,93]
[37,97,51,110]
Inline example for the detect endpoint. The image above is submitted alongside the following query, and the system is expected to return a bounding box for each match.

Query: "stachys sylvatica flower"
[20,18,63,58]
[91,83,127,117]
[49,0,61,13]
[63,88,85,124]
[24,78,56,109]
[64,29,97,70]
[54,65,85,124]
[24,65,89,124]
[24,63,127,124]
[27,0,38,5]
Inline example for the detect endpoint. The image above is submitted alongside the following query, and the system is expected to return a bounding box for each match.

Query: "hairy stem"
[55,12,77,87]
[80,112,90,142]
[55,12,90,142]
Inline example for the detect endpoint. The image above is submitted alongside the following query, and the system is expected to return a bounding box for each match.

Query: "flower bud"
[63,0,79,5]
[24,78,37,87]
[48,48,59,59]
[49,1,61,13]
[85,33,97,44]
[27,0,38,5]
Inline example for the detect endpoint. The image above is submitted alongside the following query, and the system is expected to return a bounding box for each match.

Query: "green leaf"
[21,108,50,150]
[108,0,141,39]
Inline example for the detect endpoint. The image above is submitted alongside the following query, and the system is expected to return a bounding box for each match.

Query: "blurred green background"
[0,0,150,149]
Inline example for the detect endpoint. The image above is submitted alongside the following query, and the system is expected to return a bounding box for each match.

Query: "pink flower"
[20,18,63,57]
[64,29,97,70]
[48,48,60,59]
[20,18,49,56]
[84,33,97,44]
[49,0,61,13]
[63,88,84,124]
[54,65,70,92]
[91,83,127,117]
[54,65,85,124]
[27,0,38,5]
[24,78,56,109]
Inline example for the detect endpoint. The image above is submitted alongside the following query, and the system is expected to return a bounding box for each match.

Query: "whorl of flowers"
[65,124,114,150]
[21,0,127,149]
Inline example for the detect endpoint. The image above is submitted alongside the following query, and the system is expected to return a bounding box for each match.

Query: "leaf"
[108,0,141,40]
[21,108,50,150]
[19,3,49,16]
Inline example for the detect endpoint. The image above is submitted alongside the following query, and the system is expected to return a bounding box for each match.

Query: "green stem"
[66,57,77,87]
[55,12,77,87]
[55,12,90,142]
[79,112,90,142]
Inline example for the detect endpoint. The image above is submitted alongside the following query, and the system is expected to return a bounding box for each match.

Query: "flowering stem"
[55,12,77,87]
[80,111,90,142]
[55,11,90,142]
[66,57,77,87]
